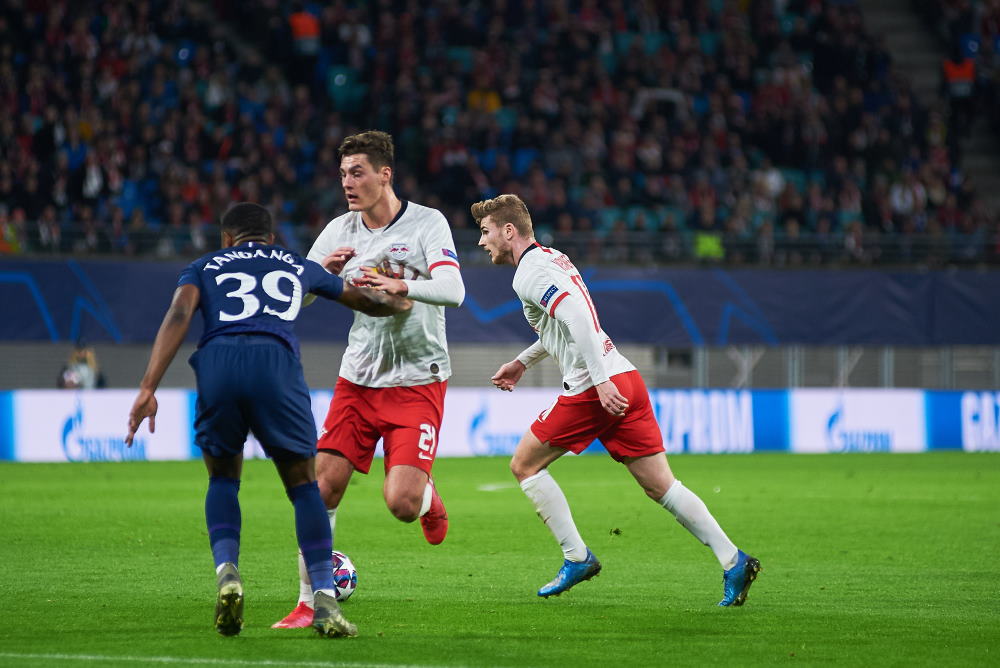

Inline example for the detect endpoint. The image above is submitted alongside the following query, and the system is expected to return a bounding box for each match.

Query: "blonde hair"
[470,194,534,237]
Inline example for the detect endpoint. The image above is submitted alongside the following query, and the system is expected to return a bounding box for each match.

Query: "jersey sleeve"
[177,260,201,288]
[403,210,465,306]
[302,259,345,301]
[518,265,610,386]
[306,218,341,266]
[421,211,462,274]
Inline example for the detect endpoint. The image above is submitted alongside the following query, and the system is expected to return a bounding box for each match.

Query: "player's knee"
[509,457,538,482]
[386,495,420,523]
[317,478,344,509]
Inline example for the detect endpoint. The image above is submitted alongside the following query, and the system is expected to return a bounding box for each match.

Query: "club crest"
[388,243,410,260]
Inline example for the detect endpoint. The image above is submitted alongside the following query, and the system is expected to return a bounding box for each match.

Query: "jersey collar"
[517,242,541,265]
[362,199,408,232]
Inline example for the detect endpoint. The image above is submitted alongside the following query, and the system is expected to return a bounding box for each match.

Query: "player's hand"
[491,360,526,391]
[320,247,356,275]
[358,267,409,296]
[595,380,628,417]
[126,389,158,446]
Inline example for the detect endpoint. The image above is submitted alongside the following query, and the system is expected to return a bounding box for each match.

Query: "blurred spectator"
[0,0,994,267]
[57,344,106,390]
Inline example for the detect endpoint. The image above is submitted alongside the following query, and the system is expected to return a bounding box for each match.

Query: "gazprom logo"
[960,391,1000,451]
[61,400,147,462]
[825,402,891,452]
[467,402,521,456]
[655,390,753,454]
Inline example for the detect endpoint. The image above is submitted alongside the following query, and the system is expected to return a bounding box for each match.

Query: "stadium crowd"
[1,0,998,265]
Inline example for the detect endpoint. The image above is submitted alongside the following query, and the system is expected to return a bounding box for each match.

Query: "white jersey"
[308,200,461,387]
[513,243,634,395]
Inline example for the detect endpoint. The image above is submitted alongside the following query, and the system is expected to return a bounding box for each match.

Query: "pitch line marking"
[476,482,517,492]
[0,653,466,668]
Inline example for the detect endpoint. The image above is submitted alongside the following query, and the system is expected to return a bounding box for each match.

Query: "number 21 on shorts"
[417,423,437,461]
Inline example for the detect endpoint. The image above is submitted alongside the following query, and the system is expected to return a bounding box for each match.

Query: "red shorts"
[317,377,446,475]
[530,370,664,461]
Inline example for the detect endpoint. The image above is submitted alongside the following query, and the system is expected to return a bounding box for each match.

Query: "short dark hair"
[338,130,395,170]
[221,202,273,239]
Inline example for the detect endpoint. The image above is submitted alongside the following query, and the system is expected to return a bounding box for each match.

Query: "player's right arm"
[304,259,411,316]
[339,284,413,316]
[492,341,548,391]
[127,283,200,445]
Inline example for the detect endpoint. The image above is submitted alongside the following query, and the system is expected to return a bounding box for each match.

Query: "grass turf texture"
[1,453,997,667]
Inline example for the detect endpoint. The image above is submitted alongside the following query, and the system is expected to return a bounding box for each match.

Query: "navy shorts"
[189,334,316,461]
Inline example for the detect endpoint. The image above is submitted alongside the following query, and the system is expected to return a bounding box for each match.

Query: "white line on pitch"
[0,653,460,668]
[476,482,517,491]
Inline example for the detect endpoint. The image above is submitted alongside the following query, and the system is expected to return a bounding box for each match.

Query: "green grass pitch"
[1,452,998,667]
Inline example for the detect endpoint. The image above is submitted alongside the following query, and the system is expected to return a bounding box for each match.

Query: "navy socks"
[287,481,334,592]
[206,476,241,568]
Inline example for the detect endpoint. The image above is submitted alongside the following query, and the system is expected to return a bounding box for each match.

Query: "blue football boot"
[718,550,761,606]
[537,549,602,598]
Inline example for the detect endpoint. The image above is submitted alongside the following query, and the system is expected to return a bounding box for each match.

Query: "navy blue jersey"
[178,242,343,356]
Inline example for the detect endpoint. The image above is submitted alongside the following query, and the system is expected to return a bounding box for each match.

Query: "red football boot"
[419,479,449,545]
[271,601,314,629]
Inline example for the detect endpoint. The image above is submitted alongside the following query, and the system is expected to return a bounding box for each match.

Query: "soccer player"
[274,130,465,628]
[472,194,761,605]
[125,202,412,637]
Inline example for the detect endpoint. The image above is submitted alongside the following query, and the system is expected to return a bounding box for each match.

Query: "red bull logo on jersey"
[389,243,410,260]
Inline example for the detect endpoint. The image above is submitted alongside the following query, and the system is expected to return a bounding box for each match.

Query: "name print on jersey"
[202,248,305,274]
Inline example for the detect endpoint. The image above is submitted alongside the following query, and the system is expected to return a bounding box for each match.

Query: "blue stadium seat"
[512,148,539,176]
[446,47,474,72]
[780,168,807,194]
[615,32,636,53]
[644,32,670,55]
[494,107,518,132]
[698,32,719,56]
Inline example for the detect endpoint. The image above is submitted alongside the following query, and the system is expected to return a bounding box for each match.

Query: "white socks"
[296,507,339,607]
[519,470,588,562]
[659,480,739,570]
[419,480,433,517]
[297,551,313,605]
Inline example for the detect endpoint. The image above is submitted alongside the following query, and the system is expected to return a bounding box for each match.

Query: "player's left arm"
[127,283,200,445]
[358,214,465,306]
[549,280,628,416]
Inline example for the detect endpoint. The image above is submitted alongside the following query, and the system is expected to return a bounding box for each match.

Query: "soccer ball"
[332,551,358,601]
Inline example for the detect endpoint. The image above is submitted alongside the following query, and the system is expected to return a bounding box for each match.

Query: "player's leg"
[203,451,245,637]
[378,381,449,544]
[624,453,742,568]
[511,429,601,597]
[190,341,253,636]
[278,452,356,627]
[629,454,760,606]
[273,455,357,638]
[607,370,760,606]
[383,463,428,521]
[275,378,377,627]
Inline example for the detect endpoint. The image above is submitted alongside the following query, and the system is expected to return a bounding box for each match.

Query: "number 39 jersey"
[178,241,344,357]
[514,244,634,395]
[308,200,460,388]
